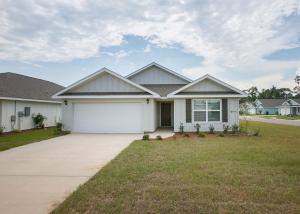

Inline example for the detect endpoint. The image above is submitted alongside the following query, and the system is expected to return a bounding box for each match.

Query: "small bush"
[142,134,150,140]
[198,133,205,138]
[218,133,225,137]
[179,123,184,134]
[223,124,230,134]
[0,126,5,135]
[194,123,200,134]
[209,124,215,134]
[13,129,22,133]
[32,113,46,128]
[253,129,260,136]
[232,124,239,134]
[156,135,162,140]
[184,133,190,137]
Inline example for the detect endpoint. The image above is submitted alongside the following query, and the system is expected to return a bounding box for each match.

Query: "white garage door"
[73,102,143,133]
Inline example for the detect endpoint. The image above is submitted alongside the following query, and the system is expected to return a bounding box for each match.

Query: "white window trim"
[192,99,222,123]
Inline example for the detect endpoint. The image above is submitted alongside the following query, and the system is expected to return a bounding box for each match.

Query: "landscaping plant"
[209,124,215,134]
[223,124,230,134]
[179,122,184,134]
[156,135,162,140]
[0,126,5,135]
[142,134,149,140]
[32,113,46,128]
[194,123,200,134]
[231,124,239,134]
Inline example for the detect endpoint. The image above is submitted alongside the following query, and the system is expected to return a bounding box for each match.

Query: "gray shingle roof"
[0,72,64,101]
[141,84,186,97]
[258,99,286,107]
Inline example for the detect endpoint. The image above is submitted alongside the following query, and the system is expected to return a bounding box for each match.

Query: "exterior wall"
[174,98,239,132]
[128,66,189,85]
[261,107,278,115]
[279,106,290,115]
[61,98,156,133]
[0,100,61,132]
[183,79,232,92]
[70,72,143,93]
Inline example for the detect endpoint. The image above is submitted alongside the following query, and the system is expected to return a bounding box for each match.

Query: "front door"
[161,103,171,127]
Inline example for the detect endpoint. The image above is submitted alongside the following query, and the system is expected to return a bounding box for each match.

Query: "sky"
[0,0,300,90]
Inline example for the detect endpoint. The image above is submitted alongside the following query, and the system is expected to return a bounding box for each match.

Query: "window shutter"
[186,99,191,123]
[222,99,228,122]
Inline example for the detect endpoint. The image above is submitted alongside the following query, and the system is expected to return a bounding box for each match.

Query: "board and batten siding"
[128,66,189,85]
[182,79,233,92]
[61,98,157,133]
[0,100,61,132]
[70,72,143,93]
[173,98,239,132]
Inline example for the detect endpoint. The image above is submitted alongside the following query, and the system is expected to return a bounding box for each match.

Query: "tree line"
[242,75,300,103]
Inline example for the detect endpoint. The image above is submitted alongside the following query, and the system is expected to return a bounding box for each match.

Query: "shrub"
[209,124,215,134]
[232,124,239,134]
[198,133,205,138]
[156,135,162,140]
[0,126,5,135]
[184,133,190,137]
[179,123,184,134]
[223,124,230,134]
[253,129,260,136]
[32,113,46,128]
[218,133,225,137]
[13,129,22,133]
[194,123,200,134]
[142,134,149,140]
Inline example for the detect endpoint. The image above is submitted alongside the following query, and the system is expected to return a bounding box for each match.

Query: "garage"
[72,102,143,133]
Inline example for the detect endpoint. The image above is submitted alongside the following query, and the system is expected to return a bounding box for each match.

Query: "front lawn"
[0,128,68,151]
[53,121,300,213]
[258,115,300,120]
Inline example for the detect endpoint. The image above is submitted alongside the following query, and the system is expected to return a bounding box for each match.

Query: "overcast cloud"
[1,0,300,89]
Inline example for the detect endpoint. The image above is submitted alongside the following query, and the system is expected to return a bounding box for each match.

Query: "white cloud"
[0,0,300,88]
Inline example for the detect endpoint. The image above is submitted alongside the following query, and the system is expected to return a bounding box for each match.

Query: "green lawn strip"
[53,121,300,213]
[258,115,300,120]
[0,128,68,151]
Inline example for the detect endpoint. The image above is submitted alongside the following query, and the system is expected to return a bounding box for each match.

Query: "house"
[278,98,300,115]
[0,72,64,132]
[239,101,257,115]
[53,62,246,133]
[250,99,285,115]
[246,98,300,115]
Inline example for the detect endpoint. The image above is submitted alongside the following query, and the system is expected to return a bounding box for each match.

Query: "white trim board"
[53,68,160,99]
[167,74,246,97]
[0,97,61,104]
[126,62,192,83]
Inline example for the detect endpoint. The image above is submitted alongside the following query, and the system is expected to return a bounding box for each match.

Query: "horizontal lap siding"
[174,98,239,132]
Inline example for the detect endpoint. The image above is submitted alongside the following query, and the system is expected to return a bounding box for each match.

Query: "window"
[193,99,221,122]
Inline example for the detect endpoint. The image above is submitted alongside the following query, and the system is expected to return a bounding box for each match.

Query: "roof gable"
[168,74,246,97]
[53,68,159,98]
[126,62,191,85]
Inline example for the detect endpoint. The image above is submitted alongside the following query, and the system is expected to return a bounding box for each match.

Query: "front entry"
[161,103,172,127]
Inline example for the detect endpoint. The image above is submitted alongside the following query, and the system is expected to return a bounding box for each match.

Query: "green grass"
[257,115,300,120]
[0,128,68,151]
[53,121,300,213]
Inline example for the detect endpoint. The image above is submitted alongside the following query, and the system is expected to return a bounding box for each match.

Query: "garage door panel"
[73,103,143,133]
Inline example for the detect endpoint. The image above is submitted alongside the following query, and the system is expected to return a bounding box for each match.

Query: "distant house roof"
[258,99,286,108]
[0,72,64,102]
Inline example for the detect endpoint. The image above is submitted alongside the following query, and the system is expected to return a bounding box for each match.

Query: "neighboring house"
[278,98,300,115]
[0,72,64,132]
[53,62,246,133]
[250,99,285,115]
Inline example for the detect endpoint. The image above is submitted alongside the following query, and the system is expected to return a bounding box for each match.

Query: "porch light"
[146,98,149,104]
[64,100,68,105]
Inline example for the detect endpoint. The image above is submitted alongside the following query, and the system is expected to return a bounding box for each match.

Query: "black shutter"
[222,99,228,122]
[186,99,191,123]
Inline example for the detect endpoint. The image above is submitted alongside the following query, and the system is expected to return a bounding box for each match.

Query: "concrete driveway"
[241,116,300,126]
[0,134,140,214]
